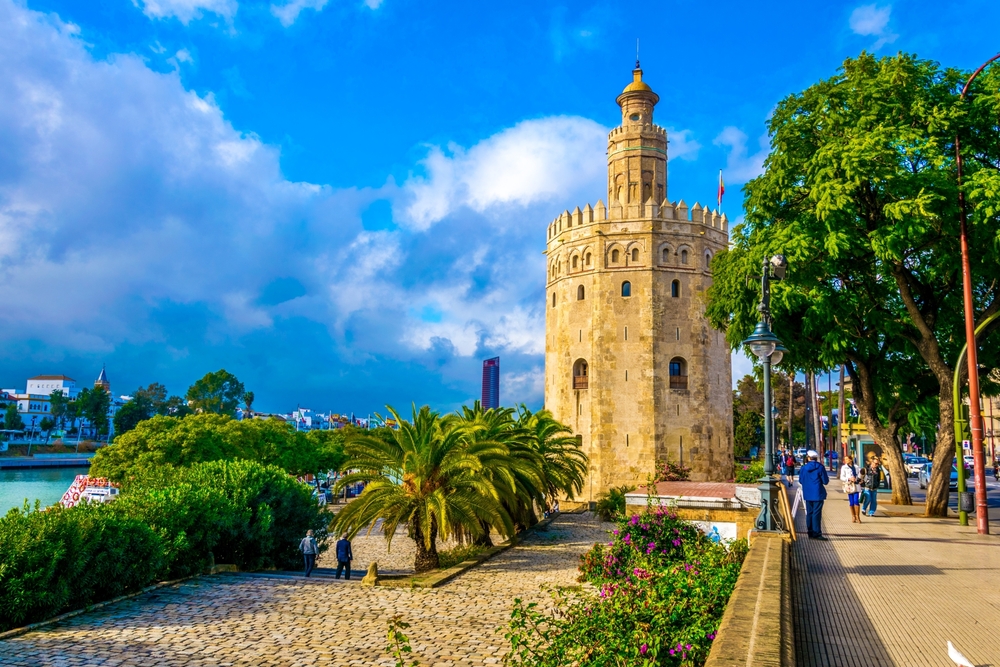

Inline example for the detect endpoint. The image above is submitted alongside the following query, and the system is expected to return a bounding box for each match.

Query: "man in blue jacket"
[335,533,354,579]
[799,450,830,540]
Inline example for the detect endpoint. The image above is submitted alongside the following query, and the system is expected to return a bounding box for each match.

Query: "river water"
[0,468,82,514]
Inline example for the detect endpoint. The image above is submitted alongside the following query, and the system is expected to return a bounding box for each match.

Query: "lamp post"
[743,254,788,532]
[955,54,998,534]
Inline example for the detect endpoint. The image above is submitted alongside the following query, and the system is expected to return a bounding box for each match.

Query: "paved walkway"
[792,483,1000,667]
[0,512,610,667]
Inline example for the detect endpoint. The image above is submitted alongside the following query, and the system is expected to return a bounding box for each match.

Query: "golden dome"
[622,68,653,93]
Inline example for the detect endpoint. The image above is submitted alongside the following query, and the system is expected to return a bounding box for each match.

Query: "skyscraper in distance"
[482,357,500,409]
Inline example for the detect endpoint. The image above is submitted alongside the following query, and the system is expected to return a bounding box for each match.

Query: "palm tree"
[333,404,515,573]
[447,401,547,542]
[517,405,588,504]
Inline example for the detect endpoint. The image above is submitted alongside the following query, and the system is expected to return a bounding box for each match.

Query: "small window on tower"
[577,285,585,300]
[630,114,641,122]
[671,280,680,298]
[681,249,689,265]
[552,292,556,307]
[662,248,670,263]
[621,281,632,297]
[631,248,639,262]
[572,256,578,269]
[612,249,620,263]
[585,252,592,266]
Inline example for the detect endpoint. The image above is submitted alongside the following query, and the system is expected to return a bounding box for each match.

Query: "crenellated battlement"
[546,197,729,241]
[607,124,667,142]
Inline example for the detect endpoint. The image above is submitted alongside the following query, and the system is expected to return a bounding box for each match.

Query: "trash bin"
[959,491,976,513]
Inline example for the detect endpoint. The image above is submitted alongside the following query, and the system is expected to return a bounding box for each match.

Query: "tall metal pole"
[789,374,794,449]
[838,365,846,463]
[956,54,998,534]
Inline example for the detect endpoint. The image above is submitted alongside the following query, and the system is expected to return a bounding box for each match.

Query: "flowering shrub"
[503,506,747,666]
[734,460,765,484]
[654,459,691,482]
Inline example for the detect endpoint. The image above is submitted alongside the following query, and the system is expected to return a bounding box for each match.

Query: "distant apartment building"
[3,369,119,436]
[482,357,500,410]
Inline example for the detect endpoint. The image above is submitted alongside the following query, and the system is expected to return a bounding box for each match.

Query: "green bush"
[734,460,765,484]
[0,502,163,632]
[0,459,330,632]
[91,414,346,484]
[594,485,634,522]
[437,543,488,569]
[504,506,747,666]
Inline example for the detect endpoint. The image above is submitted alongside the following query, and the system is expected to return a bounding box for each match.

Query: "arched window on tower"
[631,248,639,262]
[573,359,589,389]
[705,252,712,268]
[662,248,670,263]
[585,252,592,267]
[552,292,556,308]
[577,285,585,300]
[669,357,688,390]
[572,256,578,270]
[612,249,620,263]
[671,280,680,298]
[681,249,689,265]
[621,281,632,297]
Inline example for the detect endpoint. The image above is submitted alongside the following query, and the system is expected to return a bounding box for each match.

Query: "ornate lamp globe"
[770,342,788,366]
[742,321,781,360]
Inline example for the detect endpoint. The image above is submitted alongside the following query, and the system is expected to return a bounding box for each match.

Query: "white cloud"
[134,0,237,23]
[363,0,383,8]
[270,0,328,27]
[714,126,769,184]
[849,4,898,50]
[666,128,700,161]
[401,116,608,230]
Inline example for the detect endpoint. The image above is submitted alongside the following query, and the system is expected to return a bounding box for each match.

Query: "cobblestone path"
[0,512,610,667]
[792,483,1000,667]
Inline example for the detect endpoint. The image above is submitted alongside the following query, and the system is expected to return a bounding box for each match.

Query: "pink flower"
[640,643,648,655]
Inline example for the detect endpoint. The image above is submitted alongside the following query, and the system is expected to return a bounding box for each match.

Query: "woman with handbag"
[839,455,862,523]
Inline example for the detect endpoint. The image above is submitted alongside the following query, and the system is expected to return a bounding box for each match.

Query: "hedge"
[0,459,329,632]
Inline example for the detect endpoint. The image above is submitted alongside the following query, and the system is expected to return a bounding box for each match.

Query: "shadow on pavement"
[792,512,895,667]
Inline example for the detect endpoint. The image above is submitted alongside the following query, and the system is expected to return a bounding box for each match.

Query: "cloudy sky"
[1,0,997,414]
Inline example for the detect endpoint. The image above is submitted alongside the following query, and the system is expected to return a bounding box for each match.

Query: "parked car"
[794,447,808,462]
[904,456,930,476]
[918,463,958,491]
[963,455,976,469]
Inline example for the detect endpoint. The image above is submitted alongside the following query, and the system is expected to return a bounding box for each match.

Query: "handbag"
[843,466,858,494]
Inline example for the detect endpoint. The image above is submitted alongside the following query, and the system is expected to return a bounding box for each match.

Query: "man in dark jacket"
[335,534,354,580]
[799,450,830,540]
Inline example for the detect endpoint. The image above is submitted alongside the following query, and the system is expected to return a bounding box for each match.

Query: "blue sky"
[1,0,998,414]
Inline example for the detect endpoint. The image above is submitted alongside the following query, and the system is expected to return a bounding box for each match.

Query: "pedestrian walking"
[784,451,796,483]
[839,455,862,523]
[862,456,881,517]
[335,533,354,580]
[994,461,999,482]
[299,529,318,578]
[799,450,830,540]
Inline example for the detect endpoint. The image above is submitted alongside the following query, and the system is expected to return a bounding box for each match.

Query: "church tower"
[544,66,733,502]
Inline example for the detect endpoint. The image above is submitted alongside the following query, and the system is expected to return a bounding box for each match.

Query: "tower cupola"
[607,65,668,209]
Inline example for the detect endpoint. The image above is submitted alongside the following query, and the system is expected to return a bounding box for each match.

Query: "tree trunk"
[926,388,957,516]
[811,372,823,452]
[473,519,494,547]
[411,518,439,573]
[846,358,912,505]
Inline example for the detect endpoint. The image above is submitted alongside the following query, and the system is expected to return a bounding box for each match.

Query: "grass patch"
[437,544,489,569]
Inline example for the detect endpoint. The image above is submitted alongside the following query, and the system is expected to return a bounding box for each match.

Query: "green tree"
[706,53,1000,512]
[133,383,169,415]
[49,390,70,430]
[332,405,516,573]
[163,395,193,417]
[516,405,588,504]
[76,387,112,438]
[733,410,764,459]
[5,403,24,432]
[113,399,152,438]
[91,413,343,483]
[185,370,245,416]
[242,391,255,417]
[39,417,55,443]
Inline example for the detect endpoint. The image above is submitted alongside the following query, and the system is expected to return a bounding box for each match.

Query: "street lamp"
[743,254,788,533]
[955,53,998,534]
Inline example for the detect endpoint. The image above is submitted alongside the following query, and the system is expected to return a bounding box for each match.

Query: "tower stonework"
[544,67,733,501]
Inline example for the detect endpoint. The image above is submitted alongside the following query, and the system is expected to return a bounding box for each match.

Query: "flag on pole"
[717,170,725,209]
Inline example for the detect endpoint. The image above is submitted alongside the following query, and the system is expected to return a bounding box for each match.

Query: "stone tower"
[543,66,733,502]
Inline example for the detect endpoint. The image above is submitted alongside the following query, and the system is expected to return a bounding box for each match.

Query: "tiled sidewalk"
[0,512,610,667]
[792,485,1000,667]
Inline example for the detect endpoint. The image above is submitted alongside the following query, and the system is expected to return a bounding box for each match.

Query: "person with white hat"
[799,450,830,540]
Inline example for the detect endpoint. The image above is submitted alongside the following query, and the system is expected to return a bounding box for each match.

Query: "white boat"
[61,475,119,507]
